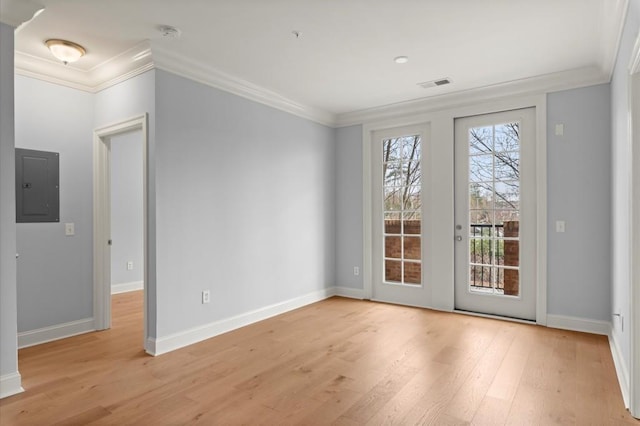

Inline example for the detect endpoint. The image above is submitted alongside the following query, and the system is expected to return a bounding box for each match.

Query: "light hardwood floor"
[1,291,638,425]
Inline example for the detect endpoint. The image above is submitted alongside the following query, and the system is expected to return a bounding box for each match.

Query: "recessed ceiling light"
[394,56,409,64]
[45,39,86,65]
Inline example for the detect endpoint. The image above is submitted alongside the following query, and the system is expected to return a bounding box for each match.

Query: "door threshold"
[453,309,536,325]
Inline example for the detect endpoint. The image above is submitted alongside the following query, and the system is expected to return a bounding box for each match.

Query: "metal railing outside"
[469,223,504,289]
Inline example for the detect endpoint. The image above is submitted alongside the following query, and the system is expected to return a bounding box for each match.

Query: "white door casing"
[454,108,536,321]
[628,30,640,419]
[93,113,150,353]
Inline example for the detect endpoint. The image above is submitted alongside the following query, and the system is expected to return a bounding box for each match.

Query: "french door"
[372,124,430,307]
[454,108,536,320]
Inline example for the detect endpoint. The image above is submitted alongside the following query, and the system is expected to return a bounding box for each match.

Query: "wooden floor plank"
[0,291,636,425]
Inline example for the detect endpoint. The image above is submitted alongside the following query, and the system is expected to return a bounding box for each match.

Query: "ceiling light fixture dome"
[45,39,86,65]
[394,56,409,64]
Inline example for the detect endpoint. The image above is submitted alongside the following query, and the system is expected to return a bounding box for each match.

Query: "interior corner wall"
[14,76,94,332]
[336,125,364,290]
[0,22,20,392]
[153,69,336,338]
[546,83,612,321]
[611,0,640,373]
[94,69,157,336]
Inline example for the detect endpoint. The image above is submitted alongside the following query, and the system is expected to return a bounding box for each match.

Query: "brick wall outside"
[384,220,421,285]
[503,221,519,296]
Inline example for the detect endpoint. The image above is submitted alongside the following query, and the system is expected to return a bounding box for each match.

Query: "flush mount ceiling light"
[45,39,86,65]
[394,56,409,64]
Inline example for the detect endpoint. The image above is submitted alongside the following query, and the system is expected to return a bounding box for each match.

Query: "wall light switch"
[555,124,564,136]
[65,223,75,236]
[556,220,565,233]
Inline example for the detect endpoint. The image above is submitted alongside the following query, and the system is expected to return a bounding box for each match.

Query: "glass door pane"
[467,122,520,296]
[382,135,422,286]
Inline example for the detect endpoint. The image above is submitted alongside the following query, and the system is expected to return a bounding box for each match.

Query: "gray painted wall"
[547,84,611,321]
[154,70,336,337]
[611,0,640,371]
[0,22,19,382]
[11,71,156,336]
[110,131,144,287]
[335,125,363,289]
[15,76,94,332]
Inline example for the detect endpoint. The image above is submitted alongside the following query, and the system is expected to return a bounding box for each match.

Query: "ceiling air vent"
[417,78,451,89]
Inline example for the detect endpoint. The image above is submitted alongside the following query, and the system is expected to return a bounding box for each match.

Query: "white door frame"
[362,94,547,323]
[371,123,431,308]
[453,108,537,321]
[93,114,149,348]
[628,31,640,419]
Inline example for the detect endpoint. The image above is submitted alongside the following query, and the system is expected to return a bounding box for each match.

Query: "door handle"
[455,236,463,241]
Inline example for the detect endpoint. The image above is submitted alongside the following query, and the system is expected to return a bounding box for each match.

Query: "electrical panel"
[15,148,60,223]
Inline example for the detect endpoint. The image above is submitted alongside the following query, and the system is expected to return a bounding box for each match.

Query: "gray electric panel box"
[15,148,60,223]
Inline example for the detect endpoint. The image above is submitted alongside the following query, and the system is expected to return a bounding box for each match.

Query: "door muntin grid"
[382,135,422,286]
[467,122,520,296]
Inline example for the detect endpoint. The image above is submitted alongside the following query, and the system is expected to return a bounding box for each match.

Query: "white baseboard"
[0,372,24,399]
[147,287,336,356]
[111,281,143,294]
[334,286,366,299]
[546,314,611,335]
[18,318,95,349]
[609,328,630,409]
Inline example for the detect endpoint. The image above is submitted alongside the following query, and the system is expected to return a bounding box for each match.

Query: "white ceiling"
[5,0,628,122]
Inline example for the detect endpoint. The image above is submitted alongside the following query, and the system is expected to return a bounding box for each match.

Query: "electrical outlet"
[65,223,75,236]
[202,290,210,304]
[126,261,133,270]
[353,266,360,276]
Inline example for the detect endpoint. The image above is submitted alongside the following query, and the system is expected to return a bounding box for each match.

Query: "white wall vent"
[417,78,452,89]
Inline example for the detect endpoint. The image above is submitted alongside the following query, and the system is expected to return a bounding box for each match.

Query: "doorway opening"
[93,114,150,352]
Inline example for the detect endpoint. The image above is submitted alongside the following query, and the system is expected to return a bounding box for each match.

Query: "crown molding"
[13,39,616,129]
[0,0,42,28]
[14,38,338,126]
[150,44,337,127]
[601,0,630,80]
[14,40,154,94]
[14,39,338,126]
[335,66,609,127]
